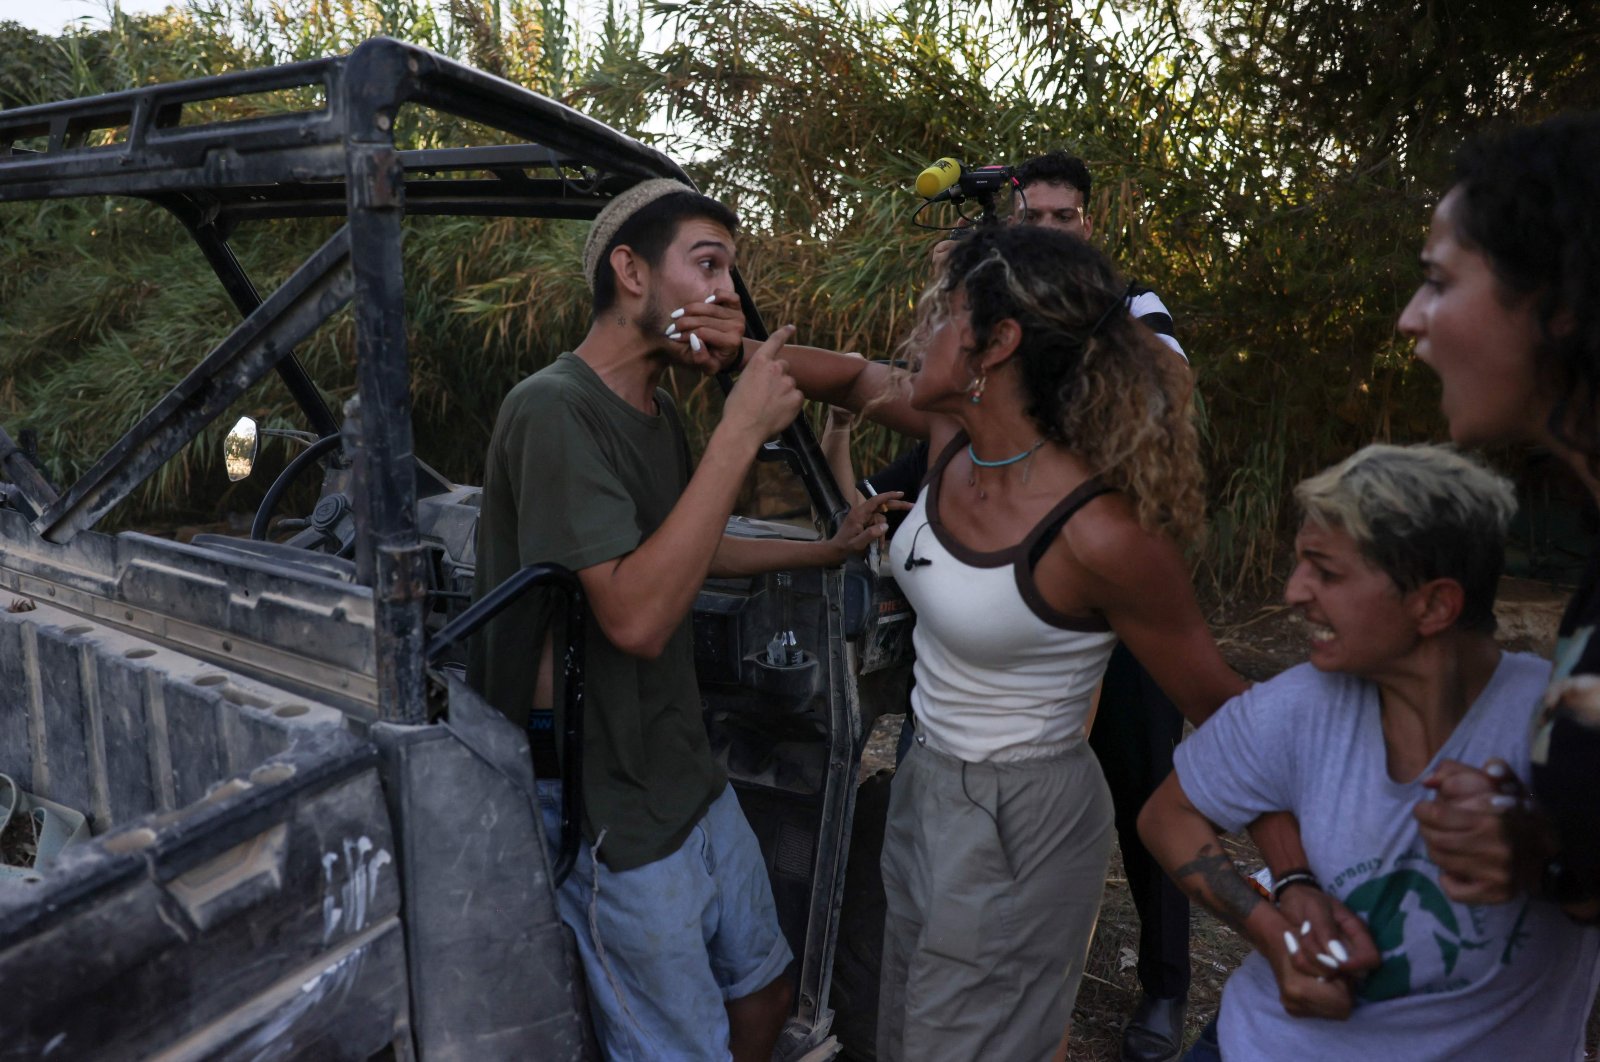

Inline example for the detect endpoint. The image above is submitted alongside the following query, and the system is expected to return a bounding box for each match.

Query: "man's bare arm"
[708,493,906,578]
[579,335,800,659]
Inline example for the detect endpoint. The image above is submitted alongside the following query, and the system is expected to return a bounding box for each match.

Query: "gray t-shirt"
[1175,653,1600,1061]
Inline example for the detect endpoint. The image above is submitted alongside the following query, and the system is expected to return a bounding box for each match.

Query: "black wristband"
[1270,868,1321,903]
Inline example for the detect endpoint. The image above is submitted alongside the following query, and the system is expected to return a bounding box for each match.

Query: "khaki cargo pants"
[877,737,1115,1062]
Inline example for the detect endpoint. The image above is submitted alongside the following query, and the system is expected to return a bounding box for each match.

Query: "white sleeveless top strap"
[887,435,1120,763]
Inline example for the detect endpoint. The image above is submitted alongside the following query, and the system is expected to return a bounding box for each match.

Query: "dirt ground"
[857,579,1600,1060]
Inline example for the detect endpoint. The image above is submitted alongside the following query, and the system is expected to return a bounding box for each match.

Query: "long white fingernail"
[1328,940,1349,963]
[1486,762,1508,779]
[1283,931,1299,955]
[705,293,718,303]
[1489,794,1518,810]
[665,323,679,336]
[1301,921,1312,936]
[689,333,703,352]
[1316,953,1340,969]
[670,307,685,319]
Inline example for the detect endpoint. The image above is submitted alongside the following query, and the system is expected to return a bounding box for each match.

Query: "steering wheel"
[249,432,351,553]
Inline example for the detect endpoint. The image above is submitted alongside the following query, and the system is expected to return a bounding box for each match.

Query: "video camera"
[911,157,1018,232]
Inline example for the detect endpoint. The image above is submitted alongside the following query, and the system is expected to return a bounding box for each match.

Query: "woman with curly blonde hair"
[769,222,1244,1060]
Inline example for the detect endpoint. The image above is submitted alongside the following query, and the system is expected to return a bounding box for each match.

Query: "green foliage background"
[1,0,1595,585]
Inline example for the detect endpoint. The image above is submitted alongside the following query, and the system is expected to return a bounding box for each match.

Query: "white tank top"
[887,436,1120,763]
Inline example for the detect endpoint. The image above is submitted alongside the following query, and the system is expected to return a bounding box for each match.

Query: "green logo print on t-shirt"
[1345,869,1496,1002]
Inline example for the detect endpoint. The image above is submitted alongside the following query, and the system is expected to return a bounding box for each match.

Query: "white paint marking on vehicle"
[321,836,392,942]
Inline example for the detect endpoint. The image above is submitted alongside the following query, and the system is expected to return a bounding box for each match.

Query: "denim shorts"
[537,780,793,1061]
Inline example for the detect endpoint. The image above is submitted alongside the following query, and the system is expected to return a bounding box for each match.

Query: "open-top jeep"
[0,37,910,1060]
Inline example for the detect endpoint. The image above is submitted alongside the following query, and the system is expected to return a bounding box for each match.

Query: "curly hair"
[907,225,1205,543]
[1451,113,1600,469]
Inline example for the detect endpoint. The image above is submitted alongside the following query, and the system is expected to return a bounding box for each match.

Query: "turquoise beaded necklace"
[966,438,1047,499]
[967,439,1046,468]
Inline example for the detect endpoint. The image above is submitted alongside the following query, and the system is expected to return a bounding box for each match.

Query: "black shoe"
[1121,992,1187,1062]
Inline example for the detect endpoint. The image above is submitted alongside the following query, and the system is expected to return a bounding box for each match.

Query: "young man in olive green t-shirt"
[469,181,897,1061]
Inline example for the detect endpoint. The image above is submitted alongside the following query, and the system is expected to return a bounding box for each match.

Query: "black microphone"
[903,523,933,571]
[914,159,1015,201]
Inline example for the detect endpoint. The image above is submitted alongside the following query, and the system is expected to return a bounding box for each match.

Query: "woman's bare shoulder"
[1050,492,1180,591]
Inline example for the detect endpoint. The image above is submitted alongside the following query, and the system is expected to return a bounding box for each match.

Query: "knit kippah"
[582,178,697,292]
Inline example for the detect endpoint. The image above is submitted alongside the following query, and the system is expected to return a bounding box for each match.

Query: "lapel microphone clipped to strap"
[903,522,934,571]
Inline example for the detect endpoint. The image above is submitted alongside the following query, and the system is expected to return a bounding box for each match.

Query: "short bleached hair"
[1294,444,1518,634]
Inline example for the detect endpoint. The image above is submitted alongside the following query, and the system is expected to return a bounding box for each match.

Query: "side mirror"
[224,416,259,482]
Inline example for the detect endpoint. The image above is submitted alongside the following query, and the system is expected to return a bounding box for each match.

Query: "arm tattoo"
[1173,843,1262,934]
